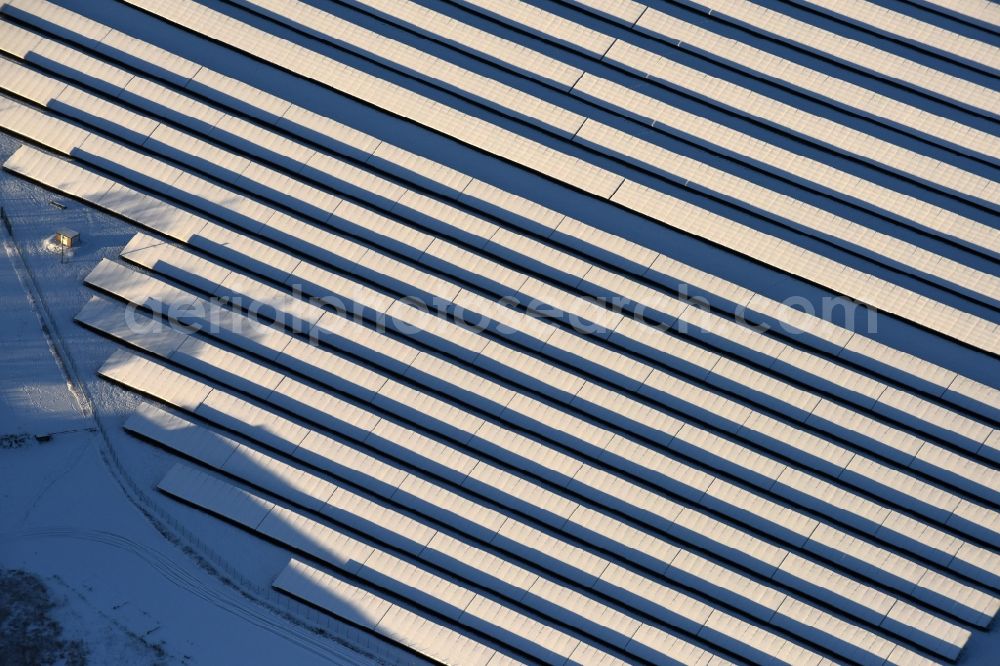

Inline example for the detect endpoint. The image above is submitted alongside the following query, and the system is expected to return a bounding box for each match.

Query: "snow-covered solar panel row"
[564,0,652,26]
[671,0,1000,117]
[346,0,999,253]
[88,254,992,616]
[79,247,999,646]
[322,0,586,91]
[275,558,515,666]
[15,130,1000,590]
[145,398,907,665]
[132,403,714,662]
[156,461,602,665]
[4,47,996,479]
[206,0,1000,306]
[786,0,1000,72]
[88,241,976,588]
[3,91,928,404]
[911,0,1000,30]
[569,75,998,256]
[614,181,1000,355]
[559,0,1000,164]
[571,119,999,302]
[4,6,996,432]
[119,352,818,663]
[93,303,975,662]
[110,0,1000,356]
[25,24,1000,358]
[65,119,1000,536]
[465,0,623,54]
[228,0,585,139]
[99,294,992,656]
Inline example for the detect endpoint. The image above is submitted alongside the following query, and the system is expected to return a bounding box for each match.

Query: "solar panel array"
[1,0,997,663]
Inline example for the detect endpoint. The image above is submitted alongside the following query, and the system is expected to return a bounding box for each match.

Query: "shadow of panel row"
[3,9,989,436]
[77,284,979,663]
[0,60,995,517]
[560,0,999,157]
[342,0,998,263]
[9,126,1000,576]
[5,135,992,652]
[226,0,1000,287]
[94,0,1000,353]
[130,0,1000,321]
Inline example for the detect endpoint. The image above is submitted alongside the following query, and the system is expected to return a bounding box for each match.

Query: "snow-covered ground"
[0,132,392,665]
